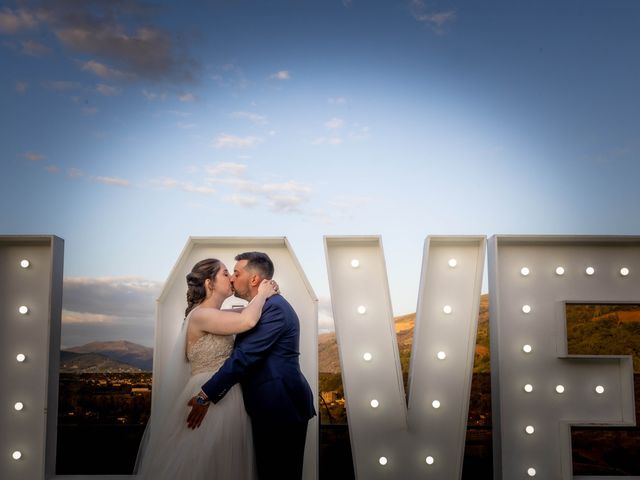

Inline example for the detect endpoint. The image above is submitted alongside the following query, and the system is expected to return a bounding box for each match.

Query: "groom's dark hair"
[235,251,274,280]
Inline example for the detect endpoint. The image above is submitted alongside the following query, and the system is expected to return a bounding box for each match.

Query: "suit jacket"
[201,294,316,423]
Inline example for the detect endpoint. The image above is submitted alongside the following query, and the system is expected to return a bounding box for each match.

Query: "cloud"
[224,194,259,207]
[410,0,456,32]
[211,63,249,89]
[328,96,348,105]
[67,167,83,177]
[318,296,335,332]
[151,177,215,195]
[95,83,121,96]
[23,151,45,161]
[82,106,98,115]
[312,136,343,146]
[325,117,344,129]
[15,81,28,93]
[213,133,262,149]
[178,92,195,102]
[44,165,60,174]
[205,162,248,177]
[142,88,167,101]
[80,59,132,79]
[210,177,313,213]
[231,111,267,125]
[42,80,82,91]
[61,276,163,348]
[0,8,38,34]
[21,39,51,56]
[93,175,130,187]
[176,121,197,129]
[6,2,198,83]
[269,70,291,80]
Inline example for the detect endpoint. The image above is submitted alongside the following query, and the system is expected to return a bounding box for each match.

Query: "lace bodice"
[187,333,234,376]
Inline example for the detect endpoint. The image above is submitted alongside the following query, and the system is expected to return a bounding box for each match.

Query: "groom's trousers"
[252,418,308,480]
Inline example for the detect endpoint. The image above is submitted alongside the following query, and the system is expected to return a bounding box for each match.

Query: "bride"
[135,258,279,479]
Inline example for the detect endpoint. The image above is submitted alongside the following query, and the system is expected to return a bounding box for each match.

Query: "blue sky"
[2,0,639,347]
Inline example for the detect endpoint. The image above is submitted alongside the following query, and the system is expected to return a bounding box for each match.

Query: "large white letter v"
[325,235,486,478]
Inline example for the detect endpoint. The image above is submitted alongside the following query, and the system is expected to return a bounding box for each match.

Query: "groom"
[187,251,316,479]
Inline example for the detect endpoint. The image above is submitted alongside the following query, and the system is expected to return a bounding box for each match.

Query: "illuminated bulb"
[426,456,434,465]
[524,384,533,393]
[525,425,535,435]
[522,305,531,314]
[12,451,22,460]
[357,305,367,315]
[431,400,441,409]
[20,259,30,268]
[443,305,452,314]
[437,351,447,360]
[595,385,605,394]
[527,467,536,477]
[351,259,360,268]
[14,402,24,411]
[522,344,532,353]
[520,267,530,276]
[555,266,565,275]
[363,352,372,362]
[379,457,387,466]
[620,267,630,276]
[448,258,457,268]
[586,266,595,275]
[18,305,29,315]
[370,399,379,408]
[16,353,26,363]
[555,385,565,394]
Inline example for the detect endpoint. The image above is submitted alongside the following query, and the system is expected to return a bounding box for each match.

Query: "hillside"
[66,340,153,371]
[60,350,143,373]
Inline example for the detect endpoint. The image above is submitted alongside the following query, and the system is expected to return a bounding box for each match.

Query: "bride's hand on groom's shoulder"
[186,395,209,429]
[258,279,280,298]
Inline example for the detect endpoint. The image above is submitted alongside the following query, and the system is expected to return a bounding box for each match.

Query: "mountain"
[65,340,153,371]
[60,350,143,373]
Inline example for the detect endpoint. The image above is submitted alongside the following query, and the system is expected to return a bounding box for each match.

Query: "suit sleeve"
[200,300,285,403]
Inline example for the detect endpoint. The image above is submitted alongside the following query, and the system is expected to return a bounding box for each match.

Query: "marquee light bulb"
[14,402,24,411]
[357,305,367,315]
[432,400,441,409]
[595,385,605,394]
[527,467,536,477]
[363,352,372,362]
[522,344,532,353]
[525,425,535,434]
[379,456,387,466]
[20,259,30,268]
[555,266,565,275]
[522,305,531,314]
[586,266,595,275]
[351,259,360,268]
[370,399,379,408]
[12,451,22,460]
[448,258,457,268]
[555,385,565,394]
[18,305,29,315]
[16,353,26,362]
[620,267,630,276]
[426,456,435,465]
[437,351,446,360]
[443,305,452,314]
[520,267,530,276]
[524,384,533,393]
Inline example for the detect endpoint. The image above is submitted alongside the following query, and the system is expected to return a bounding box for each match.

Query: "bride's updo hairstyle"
[185,258,222,318]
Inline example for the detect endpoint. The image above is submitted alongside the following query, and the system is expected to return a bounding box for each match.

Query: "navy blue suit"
[201,294,315,479]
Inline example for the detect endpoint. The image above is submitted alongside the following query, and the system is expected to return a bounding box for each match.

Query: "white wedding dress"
[135,316,256,479]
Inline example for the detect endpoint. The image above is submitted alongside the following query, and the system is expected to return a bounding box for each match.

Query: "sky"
[2,0,639,348]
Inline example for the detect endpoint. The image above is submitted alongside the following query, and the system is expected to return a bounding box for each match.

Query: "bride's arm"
[191,280,278,335]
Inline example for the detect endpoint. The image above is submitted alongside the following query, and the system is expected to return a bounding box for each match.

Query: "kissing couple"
[135,251,316,479]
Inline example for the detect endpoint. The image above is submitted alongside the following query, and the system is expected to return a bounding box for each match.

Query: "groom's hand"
[187,396,209,429]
